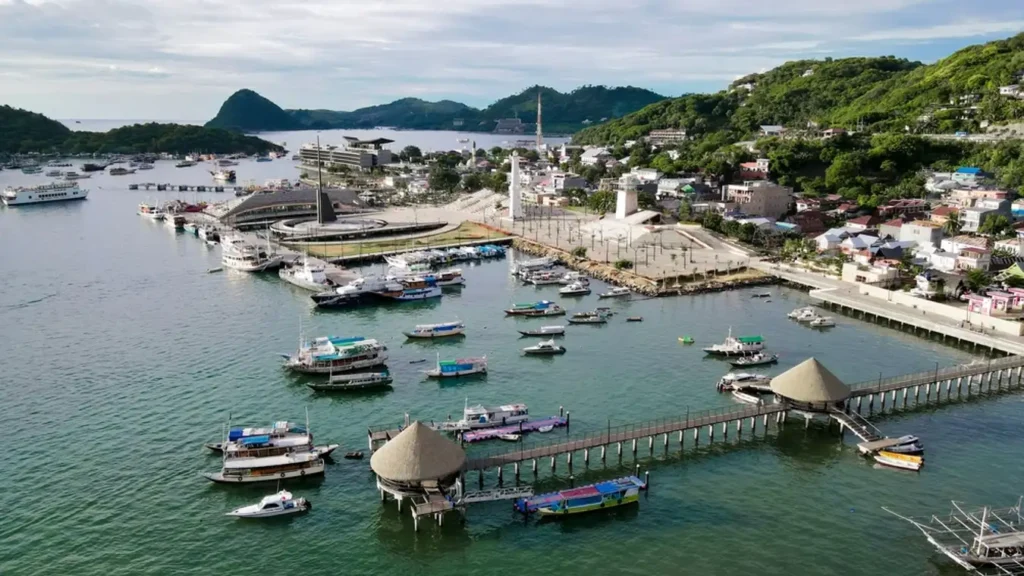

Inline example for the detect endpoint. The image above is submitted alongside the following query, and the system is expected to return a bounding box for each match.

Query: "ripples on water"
[2,163,1023,576]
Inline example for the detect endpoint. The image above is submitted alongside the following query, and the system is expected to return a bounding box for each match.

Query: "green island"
[0,105,283,155]
[205,85,667,133]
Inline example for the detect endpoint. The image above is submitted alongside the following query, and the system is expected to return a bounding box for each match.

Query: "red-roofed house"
[845,214,882,232]
[956,247,992,271]
[930,205,958,224]
[787,210,827,236]
[878,198,928,218]
[738,158,770,181]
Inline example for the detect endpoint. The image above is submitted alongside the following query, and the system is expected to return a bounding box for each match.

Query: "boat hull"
[307,378,393,391]
[426,367,486,378]
[518,330,565,337]
[223,255,284,273]
[279,271,332,292]
[524,348,566,355]
[403,328,465,339]
[203,461,326,483]
[310,293,366,308]
[537,492,640,517]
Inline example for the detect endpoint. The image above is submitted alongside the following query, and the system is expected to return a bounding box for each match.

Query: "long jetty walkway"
[454,355,1024,484]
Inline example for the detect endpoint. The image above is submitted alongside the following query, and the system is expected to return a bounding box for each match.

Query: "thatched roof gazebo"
[770,358,851,410]
[371,422,466,500]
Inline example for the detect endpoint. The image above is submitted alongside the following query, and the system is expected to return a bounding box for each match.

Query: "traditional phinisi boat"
[226,490,311,518]
[403,321,465,339]
[203,451,325,483]
[514,476,647,517]
[522,339,567,355]
[221,235,283,272]
[702,328,765,357]
[307,371,393,392]
[283,336,388,375]
[517,325,566,337]
[424,355,487,378]
[504,300,566,317]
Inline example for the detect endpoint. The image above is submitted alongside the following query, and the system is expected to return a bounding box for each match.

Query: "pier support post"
[497,466,503,486]
[945,380,951,399]
[750,417,756,434]
[856,396,863,413]
[880,392,886,412]
[678,430,684,447]
[550,456,556,473]
[805,415,811,429]
[967,375,972,398]
[775,412,783,425]
[722,422,728,439]
[532,459,537,477]
[663,433,669,451]
[762,414,769,430]
[708,425,714,442]
[648,436,654,455]
[1016,367,1022,388]
[902,388,908,408]
[567,452,572,472]
[925,383,931,402]
[957,377,963,398]
[617,442,622,460]
[693,428,699,446]
[584,449,589,467]
[839,421,845,439]
[891,390,897,407]
[414,514,418,532]
[631,439,637,456]
[514,462,520,483]
[737,418,743,436]
[478,471,483,489]
[397,497,402,512]
[986,371,994,392]
[601,446,606,462]
[380,488,386,503]
[914,385,920,403]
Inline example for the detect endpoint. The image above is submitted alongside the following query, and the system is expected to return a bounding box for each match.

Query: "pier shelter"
[769,357,851,413]
[370,422,467,525]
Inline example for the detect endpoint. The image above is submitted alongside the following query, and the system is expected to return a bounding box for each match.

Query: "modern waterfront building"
[217,187,364,228]
[299,138,394,171]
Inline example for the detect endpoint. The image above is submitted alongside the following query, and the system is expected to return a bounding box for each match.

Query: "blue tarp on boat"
[240,435,271,446]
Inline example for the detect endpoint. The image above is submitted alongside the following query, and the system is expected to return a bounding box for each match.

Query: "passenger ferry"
[283,336,388,375]
[424,355,487,378]
[504,300,566,317]
[403,321,465,339]
[514,476,646,516]
[137,203,165,220]
[2,182,89,206]
[702,328,765,357]
[373,277,442,301]
[221,235,283,272]
[203,451,325,483]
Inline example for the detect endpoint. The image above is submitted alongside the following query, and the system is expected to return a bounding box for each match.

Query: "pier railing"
[845,356,1024,397]
[465,403,785,470]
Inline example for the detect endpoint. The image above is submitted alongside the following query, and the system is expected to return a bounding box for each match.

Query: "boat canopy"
[240,435,272,446]
[737,336,764,343]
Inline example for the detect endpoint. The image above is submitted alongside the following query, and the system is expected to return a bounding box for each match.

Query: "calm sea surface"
[2,160,1022,576]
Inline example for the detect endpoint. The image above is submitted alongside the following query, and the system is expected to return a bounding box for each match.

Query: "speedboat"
[810,316,836,328]
[559,281,591,296]
[717,372,772,392]
[598,286,631,299]
[523,339,567,355]
[226,491,311,518]
[729,353,778,367]
[787,307,815,319]
[498,433,521,442]
[518,325,566,337]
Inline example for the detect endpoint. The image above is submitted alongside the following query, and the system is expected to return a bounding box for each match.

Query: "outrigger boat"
[205,421,309,452]
[424,354,487,378]
[514,476,647,517]
[226,490,311,518]
[203,451,325,483]
[307,371,393,392]
[518,325,565,337]
[403,321,465,339]
[522,339,567,355]
[729,353,778,367]
[505,300,566,317]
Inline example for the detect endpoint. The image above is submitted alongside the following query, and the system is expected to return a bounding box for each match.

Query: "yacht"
[206,420,311,453]
[598,286,631,299]
[203,451,325,483]
[794,309,820,323]
[2,182,88,206]
[226,491,311,518]
[283,336,388,374]
[137,203,165,220]
[511,257,555,278]
[810,316,836,328]
[787,307,815,319]
[702,328,765,357]
[221,235,282,272]
[373,276,442,301]
[522,339,567,355]
[310,276,385,308]
[211,169,236,182]
[559,271,588,285]
[278,258,333,291]
[559,281,591,296]
[403,321,465,339]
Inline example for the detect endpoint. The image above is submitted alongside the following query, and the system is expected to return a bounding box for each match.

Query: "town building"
[941,235,990,254]
[899,220,944,248]
[878,199,928,218]
[822,128,847,139]
[218,187,363,228]
[299,138,394,171]
[787,210,827,236]
[952,167,987,185]
[579,147,611,167]
[956,247,992,271]
[1000,85,1024,99]
[841,262,899,287]
[947,187,1009,208]
[878,219,904,241]
[844,214,882,232]
[647,129,689,145]
[960,198,1010,233]
[739,158,771,180]
[630,167,663,183]
[493,118,525,134]
[723,181,792,219]
[930,205,958,224]
[760,125,785,137]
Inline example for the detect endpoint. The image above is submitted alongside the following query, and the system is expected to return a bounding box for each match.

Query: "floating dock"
[460,416,567,443]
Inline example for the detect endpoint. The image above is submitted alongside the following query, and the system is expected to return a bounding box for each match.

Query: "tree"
[401,145,422,162]
[678,200,693,221]
[722,219,741,238]
[943,211,962,236]
[978,214,1011,237]
[428,165,460,193]
[701,211,723,232]
[565,187,589,206]
[965,268,991,293]
[488,171,508,192]
[462,172,484,192]
[637,190,657,211]
[737,222,757,243]
[614,259,633,270]
[1004,275,1024,289]
[587,190,616,213]
[571,246,587,258]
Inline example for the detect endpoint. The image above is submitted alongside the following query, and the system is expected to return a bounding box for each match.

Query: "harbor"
[5,164,1024,576]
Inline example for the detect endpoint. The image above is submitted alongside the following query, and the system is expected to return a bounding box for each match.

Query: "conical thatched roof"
[370,421,466,482]
[770,358,850,404]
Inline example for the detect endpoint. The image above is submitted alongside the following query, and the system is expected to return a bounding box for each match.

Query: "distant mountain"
[205,86,668,133]
[0,104,281,155]
[574,32,1024,144]
[205,89,302,132]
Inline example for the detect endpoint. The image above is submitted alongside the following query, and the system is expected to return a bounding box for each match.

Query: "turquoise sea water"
[2,166,1023,576]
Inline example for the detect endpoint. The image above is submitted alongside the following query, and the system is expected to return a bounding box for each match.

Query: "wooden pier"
[448,355,1024,483]
[127,183,246,193]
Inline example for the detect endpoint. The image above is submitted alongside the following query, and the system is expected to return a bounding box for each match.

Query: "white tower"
[509,152,522,220]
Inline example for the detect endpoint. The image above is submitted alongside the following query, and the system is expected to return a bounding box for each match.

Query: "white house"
[1000,85,1024,99]
[631,167,663,183]
[941,235,989,254]
[580,147,611,166]
[760,125,785,137]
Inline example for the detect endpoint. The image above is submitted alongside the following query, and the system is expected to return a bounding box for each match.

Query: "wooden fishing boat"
[306,371,393,392]
[518,325,565,337]
[874,450,923,471]
[514,476,647,517]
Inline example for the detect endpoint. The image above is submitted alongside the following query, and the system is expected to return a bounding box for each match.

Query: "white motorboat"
[203,452,326,483]
[703,327,765,357]
[793,309,819,322]
[787,307,815,319]
[517,325,565,337]
[498,433,521,442]
[432,401,528,431]
[598,286,631,299]
[559,281,591,296]
[211,169,236,182]
[810,316,836,328]
[198,226,220,242]
[278,258,332,291]
[222,235,283,272]
[558,271,588,285]
[138,203,165,220]
[403,321,465,339]
[523,339,567,355]
[226,491,311,518]
[526,271,563,286]
[537,425,554,433]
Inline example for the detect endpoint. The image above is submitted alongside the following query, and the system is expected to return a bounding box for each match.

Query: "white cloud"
[0,0,1020,118]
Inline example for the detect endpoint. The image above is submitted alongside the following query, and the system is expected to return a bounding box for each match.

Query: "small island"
[1,105,283,155]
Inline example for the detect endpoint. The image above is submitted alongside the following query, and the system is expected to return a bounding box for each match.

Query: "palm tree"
[964,268,991,293]
[943,211,961,236]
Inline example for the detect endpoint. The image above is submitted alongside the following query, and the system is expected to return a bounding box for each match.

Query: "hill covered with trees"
[206,85,667,133]
[0,105,281,155]
[574,33,1024,145]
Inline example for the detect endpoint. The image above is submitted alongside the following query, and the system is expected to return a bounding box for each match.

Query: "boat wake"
[2,292,58,311]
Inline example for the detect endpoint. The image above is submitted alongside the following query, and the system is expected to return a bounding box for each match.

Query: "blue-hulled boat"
[514,476,646,517]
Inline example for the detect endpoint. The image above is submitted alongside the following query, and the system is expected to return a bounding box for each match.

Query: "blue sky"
[0,0,1021,120]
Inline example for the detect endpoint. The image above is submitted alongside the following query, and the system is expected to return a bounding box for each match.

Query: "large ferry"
[2,182,89,206]
[283,336,388,374]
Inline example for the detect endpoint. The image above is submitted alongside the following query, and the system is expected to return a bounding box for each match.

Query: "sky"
[0,0,1022,120]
